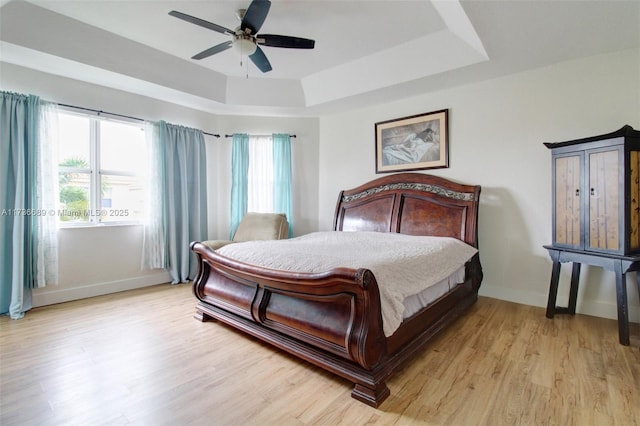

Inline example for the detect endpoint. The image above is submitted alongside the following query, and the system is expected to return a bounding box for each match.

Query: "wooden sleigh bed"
[190,172,482,407]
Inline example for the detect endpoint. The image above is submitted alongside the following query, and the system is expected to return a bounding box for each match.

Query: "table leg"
[568,263,581,314]
[546,258,562,318]
[614,260,630,346]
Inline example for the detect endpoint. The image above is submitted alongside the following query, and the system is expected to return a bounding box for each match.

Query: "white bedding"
[216,231,478,337]
[402,265,467,320]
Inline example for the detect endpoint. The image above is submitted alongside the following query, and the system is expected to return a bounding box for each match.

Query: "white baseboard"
[32,271,172,307]
[479,283,640,323]
[32,276,640,324]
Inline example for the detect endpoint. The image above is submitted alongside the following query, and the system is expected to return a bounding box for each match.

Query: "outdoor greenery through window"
[57,110,147,224]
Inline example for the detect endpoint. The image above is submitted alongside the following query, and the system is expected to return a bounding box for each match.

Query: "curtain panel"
[272,133,293,237]
[142,121,208,284]
[0,91,58,319]
[162,121,208,283]
[141,121,166,270]
[35,102,59,286]
[230,133,249,238]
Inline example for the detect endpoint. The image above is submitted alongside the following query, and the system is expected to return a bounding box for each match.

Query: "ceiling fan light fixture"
[234,35,257,56]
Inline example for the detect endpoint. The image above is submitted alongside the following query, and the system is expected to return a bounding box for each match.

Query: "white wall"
[318,48,640,322]
[0,62,319,306]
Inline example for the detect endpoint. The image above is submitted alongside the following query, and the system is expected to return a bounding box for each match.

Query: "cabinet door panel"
[555,155,581,247]
[631,151,640,251]
[588,149,619,251]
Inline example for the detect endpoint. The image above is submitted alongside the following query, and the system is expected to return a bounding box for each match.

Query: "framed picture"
[375,109,449,173]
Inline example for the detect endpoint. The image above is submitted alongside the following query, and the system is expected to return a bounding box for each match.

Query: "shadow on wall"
[580,263,640,323]
[477,187,551,303]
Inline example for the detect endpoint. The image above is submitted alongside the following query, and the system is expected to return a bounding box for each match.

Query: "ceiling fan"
[169,0,315,73]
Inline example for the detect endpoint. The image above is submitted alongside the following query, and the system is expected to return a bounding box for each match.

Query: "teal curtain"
[159,121,208,283]
[1,91,58,319]
[272,133,293,237]
[229,133,249,238]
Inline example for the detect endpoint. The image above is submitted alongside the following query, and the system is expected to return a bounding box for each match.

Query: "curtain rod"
[224,134,296,138]
[56,103,221,138]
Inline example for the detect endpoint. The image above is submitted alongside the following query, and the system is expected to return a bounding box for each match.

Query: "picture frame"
[375,109,449,173]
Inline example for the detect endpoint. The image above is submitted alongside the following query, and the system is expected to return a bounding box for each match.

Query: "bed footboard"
[190,241,391,406]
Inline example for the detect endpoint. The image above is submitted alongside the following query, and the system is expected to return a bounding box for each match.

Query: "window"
[230,132,292,238]
[57,110,147,224]
[247,135,273,212]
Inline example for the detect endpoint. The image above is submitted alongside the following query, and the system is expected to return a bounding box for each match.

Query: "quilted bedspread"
[217,231,478,336]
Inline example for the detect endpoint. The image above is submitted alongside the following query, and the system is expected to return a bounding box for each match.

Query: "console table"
[544,246,640,345]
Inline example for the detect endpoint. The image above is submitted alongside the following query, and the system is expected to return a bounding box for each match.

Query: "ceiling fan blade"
[249,46,272,73]
[241,0,271,35]
[258,34,315,49]
[192,41,233,60]
[169,10,234,35]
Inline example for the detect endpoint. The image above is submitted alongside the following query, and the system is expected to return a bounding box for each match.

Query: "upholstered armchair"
[202,212,289,251]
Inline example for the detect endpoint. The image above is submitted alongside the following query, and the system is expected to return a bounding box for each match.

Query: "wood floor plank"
[1,283,639,425]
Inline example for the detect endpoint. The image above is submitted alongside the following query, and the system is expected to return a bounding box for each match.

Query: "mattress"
[402,265,466,319]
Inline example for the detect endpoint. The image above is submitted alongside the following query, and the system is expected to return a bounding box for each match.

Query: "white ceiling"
[1,0,638,116]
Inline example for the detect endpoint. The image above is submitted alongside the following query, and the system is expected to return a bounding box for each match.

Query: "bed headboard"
[333,173,481,248]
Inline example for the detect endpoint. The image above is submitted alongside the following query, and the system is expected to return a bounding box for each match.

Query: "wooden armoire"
[544,125,640,345]
[544,125,640,256]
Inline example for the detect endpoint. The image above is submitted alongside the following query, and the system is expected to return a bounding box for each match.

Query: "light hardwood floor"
[1,283,639,425]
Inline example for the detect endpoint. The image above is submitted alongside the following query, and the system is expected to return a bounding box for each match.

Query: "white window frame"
[57,108,146,227]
